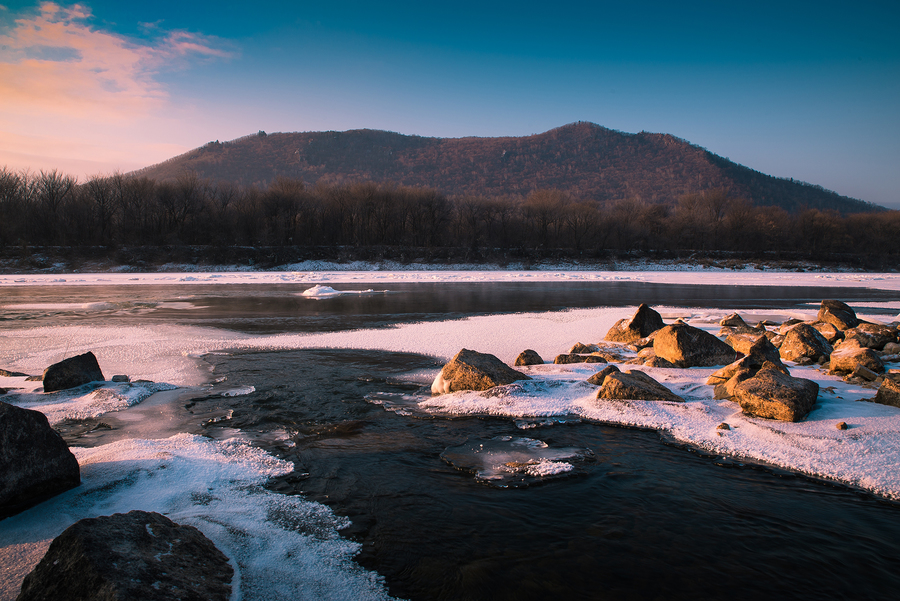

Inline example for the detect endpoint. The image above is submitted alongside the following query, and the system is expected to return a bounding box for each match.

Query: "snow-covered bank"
[2,269,900,290]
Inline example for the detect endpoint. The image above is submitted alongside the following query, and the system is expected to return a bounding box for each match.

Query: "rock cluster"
[18,510,233,601]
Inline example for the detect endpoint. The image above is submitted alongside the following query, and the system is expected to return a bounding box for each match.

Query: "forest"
[0,168,897,265]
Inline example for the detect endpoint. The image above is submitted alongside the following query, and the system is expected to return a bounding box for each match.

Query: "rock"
[18,510,233,601]
[643,356,677,368]
[852,364,880,382]
[554,354,606,365]
[809,321,844,344]
[652,323,738,368]
[778,323,833,363]
[432,349,531,394]
[884,342,900,355]
[0,368,29,377]
[111,374,131,383]
[0,388,5,395]
[707,338,788,401]
[777,319,805,335]
[42,352,105,393]
[872,378,900,408]
[514,349,544,366]
[717,423,731,430]
[836,422,849,430]
[829,342,884,375]
[842,322,896,350]
[604,304,665,344]
[725,333,767,356]
[598,370,684,403]
[568,342,599,354]
[733,364,819,422]
[1,402,80,519]
[586,364,620,386]
[720,313,750,328]
[818,299,859,330]
[25,375,42,382]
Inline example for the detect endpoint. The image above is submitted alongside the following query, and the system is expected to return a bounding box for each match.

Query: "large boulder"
[707,338,788,400]
[1,402,80,519]
[873,378,900,408]
[829,341,885,375]
[841,322,897,350]
[725,332,768,357]
[818,300,859,331]
[604,304,665,344]
[597,370,684,403]
[733,364,819,422]
[42,352,105,393]
[18,510,233,601]
[652,323,738,368]
[514,349,544,366]
[432,349,531,394]
[778,323,833,363]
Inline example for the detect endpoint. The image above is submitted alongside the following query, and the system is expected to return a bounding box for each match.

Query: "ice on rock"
[440,436,593,488]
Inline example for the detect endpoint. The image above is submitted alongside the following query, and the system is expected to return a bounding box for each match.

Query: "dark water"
[101,348,897,601]
[3,281,899,333]
[37,282,900,600]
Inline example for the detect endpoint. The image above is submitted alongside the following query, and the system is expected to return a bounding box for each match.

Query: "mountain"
[132,122,880,214]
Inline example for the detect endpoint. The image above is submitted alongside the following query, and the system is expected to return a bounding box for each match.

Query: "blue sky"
[1,1,898,207]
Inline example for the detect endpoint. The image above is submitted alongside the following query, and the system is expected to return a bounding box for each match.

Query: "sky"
[0,1,898,208]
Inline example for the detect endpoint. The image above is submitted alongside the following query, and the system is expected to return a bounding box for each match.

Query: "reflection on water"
[63,348,898,601]
[2,281,900,334]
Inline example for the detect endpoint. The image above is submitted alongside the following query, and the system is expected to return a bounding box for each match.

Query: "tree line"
[1,167,897,257]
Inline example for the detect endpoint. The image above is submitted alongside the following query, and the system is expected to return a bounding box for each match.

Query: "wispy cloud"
[0,2,234,120]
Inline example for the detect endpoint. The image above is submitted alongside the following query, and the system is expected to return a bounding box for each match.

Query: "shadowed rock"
[1,402,80,519]
[598,370,684,402]
[42,352,105,393]
[604,304,665,344]
[18,510,233,601]
[432,349,531,394]
[734,363,819,422]
[568,342,599,354]
[779,323,833,363]
[554,354,607,365]
[514,349,544,366]
[818,300,859,331]
[586,365,620,386]
[652,323,738,368]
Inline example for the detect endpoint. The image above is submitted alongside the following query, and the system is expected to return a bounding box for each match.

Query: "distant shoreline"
[1,245,895,275]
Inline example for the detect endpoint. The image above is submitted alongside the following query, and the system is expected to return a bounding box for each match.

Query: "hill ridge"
[132,122,880,214]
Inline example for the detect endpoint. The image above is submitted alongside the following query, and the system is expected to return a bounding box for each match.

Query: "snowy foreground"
[2,271,900,600]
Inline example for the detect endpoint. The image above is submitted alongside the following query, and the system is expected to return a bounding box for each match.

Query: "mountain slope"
[133,122,880,214]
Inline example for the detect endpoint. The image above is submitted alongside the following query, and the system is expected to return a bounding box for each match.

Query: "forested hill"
[133,122,880,214]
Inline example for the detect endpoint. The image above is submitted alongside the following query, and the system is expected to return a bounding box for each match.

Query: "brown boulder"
[733,364,819,422]
[779,323,833,363]
[514,349,544,366]
[725,332,768,356]
[598,370,684,403]
[842,322,896,350]
[810,321,844,344]
[829,341,885,375]
[432,349,531,394]
[872,378,900,408]
[818,300,859,331]
[569,342,599,354]
[653,323,738,368]
[604,304,665,344]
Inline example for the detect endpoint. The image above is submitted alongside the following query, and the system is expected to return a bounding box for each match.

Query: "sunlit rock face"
[734,364,819,422]
[604,304,665,344]
[652,323,738,368]
[432,348,531,394]
[818,299,859,331]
